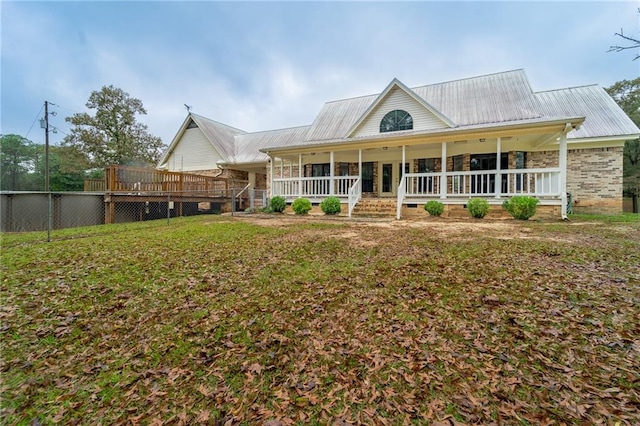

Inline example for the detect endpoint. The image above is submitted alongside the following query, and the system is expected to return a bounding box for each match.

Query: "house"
[158,69,640,218]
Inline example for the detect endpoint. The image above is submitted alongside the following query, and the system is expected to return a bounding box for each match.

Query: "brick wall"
[528,147,623,214]
[567,147,623,214]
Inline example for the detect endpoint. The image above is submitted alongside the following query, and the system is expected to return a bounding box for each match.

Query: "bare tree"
[608,8,640,60]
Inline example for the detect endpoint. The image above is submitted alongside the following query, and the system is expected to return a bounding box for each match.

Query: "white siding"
[352,87,449,138]
[166,128,223,172]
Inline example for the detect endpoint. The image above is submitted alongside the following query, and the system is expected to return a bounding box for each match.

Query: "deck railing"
[85,166,248,196]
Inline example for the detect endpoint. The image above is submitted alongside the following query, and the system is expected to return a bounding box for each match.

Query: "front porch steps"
[351,198,397,218]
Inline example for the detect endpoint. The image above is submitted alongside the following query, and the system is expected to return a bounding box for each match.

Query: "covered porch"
[266,122,575,219]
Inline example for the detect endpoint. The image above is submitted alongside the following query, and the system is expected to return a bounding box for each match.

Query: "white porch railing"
[273,176,360,198]
[403,173,441,196]
[397,176,406,220]
[347,177,362,218]
[401,168,561,198]
[273,168,561,204]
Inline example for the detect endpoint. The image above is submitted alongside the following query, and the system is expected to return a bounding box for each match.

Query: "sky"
[1,1,639,149]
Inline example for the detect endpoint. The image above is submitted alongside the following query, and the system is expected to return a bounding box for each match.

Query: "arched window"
[380,110,413,133]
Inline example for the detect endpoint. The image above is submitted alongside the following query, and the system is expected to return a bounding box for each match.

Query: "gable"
[166,127,224,171]
[351,86,451,138]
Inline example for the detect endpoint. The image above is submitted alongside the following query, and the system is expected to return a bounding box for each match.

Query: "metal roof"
[164,70,639,166]
[190,113,246,160]
[232,125,311,164]
[412,69,543,125]
[535,85,640,139]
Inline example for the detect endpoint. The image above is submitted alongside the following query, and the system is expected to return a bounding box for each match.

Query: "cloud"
[2,0,638,148]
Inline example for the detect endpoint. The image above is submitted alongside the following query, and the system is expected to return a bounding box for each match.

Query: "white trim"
[440,142,447,199]
[559,130,568,219]
[329,151,335,195]
[495,137,502,199]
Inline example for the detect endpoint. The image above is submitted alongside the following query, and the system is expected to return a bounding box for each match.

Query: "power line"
[25,104,45,139]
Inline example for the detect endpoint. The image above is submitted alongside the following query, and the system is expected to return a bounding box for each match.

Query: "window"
[452,155,463,194]
[418,158,436,173]
[515,151,526,169]
[417,158,436,193]
[311,163,330,177]
[515,151,527,191]
[339,162,350,176]
[453,155,463,172]
[362,162,374,192]
[380,110,413,133]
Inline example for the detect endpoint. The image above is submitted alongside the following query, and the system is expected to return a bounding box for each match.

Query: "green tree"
[36,145,90,191]
[63,85,166,168]
[606,78,640,212]
[0,134,38,190]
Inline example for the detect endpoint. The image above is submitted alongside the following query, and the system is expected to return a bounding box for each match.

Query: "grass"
[1,214,639,425]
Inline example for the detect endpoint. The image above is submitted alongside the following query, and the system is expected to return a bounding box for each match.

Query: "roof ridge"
[412,68,526,89]
[535,84,600,94]
[190,112,247,134]
[322,69,527,105]
[240,124,312,136]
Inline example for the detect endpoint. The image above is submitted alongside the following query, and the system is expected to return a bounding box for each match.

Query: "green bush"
[320,196,342,215]
[503,196,539,220]
[424,200,444,216]
[270,196,286,213]
[244,207,256,214]
[261,205,274,214]
[292,198,312,215]
[467,198,490,218]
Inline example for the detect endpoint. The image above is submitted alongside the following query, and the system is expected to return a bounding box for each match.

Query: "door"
[380,162,410,196]
[381,163,394,196]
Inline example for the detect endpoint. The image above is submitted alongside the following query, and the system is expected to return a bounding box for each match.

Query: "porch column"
[358,149,362,178]
[495,137,502,198]
[269,155,274,198]
[329,151,335,195]
[298,154,302,198]
[440,142,447,199]
[560,130,568,219]
[401,145,406,177]
[280,158,284,181]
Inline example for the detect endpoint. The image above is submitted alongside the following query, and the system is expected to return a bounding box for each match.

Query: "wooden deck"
[84,166,250,223]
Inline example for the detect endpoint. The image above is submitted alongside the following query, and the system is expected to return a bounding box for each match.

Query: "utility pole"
[44,101,52,241]
[44,101,50,192]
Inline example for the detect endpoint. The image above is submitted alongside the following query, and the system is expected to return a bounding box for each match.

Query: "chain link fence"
[0,189,268,241]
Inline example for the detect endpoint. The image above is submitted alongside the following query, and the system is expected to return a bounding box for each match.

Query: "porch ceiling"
[265,118,580,158]
[273,133,561,162]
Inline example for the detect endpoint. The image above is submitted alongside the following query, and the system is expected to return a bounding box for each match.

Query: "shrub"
[270,196,286,213]
[467,198,490,218]
[424,200,444,216]
[292,198,312,215]
[244,207,256,214]
[320,196,342,215]
[503,196,539,220]
[260,205,274,214]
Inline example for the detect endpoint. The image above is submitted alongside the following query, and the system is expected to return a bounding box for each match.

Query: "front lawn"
[2,215,639,424]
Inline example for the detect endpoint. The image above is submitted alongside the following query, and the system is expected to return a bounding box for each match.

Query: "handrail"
[396,175,406,220]
[235,182,252,198]
[347,177,362,218]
